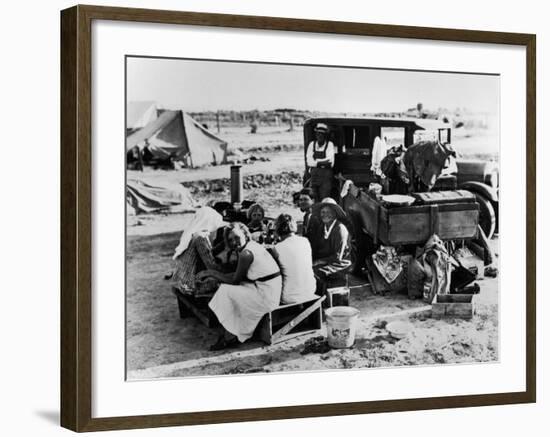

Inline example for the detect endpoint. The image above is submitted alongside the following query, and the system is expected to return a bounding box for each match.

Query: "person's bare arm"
[198,250,254,285]
[324,142,335,166]
[306,142,317,168]
[269,246,279,261]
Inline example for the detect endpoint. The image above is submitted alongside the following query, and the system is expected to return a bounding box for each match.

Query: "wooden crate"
[431,294,475,319]
[256,296,325,345]
[326,287,350,307]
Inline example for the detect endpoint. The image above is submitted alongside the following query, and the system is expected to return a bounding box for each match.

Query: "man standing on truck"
[306,123,335,201]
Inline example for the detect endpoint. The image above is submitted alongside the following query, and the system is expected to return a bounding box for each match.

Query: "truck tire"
[475,193,496,240]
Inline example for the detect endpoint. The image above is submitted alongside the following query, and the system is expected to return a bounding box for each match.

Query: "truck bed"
[345,191,480,246]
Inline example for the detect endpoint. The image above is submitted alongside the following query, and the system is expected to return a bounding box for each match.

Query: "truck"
[302,117,499,240]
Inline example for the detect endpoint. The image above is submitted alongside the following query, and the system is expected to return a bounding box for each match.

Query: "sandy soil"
[126,224,498,379]
[126,126,499,379]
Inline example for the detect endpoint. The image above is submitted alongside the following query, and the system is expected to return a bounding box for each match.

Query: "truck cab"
[304,117,451,186]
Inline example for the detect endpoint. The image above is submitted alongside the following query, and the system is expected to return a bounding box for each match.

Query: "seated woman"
[246,203,268,236]
[312,198,352,284]
[271,214,317,305]
[198,222,282,351]
[172,207,228,295]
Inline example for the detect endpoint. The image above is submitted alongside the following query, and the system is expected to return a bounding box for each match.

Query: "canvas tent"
[126,110,228,168]
[127,101,158,133]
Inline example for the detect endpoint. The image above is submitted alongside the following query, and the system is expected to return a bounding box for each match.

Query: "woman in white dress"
[198,222,282,350]
[271,214,317,304]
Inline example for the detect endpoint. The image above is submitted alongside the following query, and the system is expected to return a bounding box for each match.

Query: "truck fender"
[459,181,498,202]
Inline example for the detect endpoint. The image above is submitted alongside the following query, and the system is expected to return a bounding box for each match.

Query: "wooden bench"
[174,287,326,345]
[172,286,219,328]
[256,296,326,345]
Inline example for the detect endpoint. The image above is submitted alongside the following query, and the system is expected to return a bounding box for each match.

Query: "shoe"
[209,335,239,351]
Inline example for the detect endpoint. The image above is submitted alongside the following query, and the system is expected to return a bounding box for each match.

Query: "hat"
[314,123,329,133]
[313,197,347,223]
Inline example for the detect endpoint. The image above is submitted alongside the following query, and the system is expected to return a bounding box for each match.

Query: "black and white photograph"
[2,0,545,434]
[125,56,500,380]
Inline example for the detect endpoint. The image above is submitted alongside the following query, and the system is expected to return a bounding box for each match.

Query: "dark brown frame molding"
[60,4,536,432]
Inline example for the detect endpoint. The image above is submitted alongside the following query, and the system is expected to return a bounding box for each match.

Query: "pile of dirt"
[181,171,303,195]
[226,148,272,165]
[245,143,303,154]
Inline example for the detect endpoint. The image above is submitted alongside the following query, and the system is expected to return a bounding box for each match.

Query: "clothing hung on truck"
[403,140,455,191]
[407,234,453,302]
[380,150,410,194]
[370,136,388,177]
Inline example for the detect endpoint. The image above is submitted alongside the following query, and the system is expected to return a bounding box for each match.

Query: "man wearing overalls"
[306,123,335,201]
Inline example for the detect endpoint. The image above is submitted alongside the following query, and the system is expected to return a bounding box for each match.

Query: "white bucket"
[325,306,360,348]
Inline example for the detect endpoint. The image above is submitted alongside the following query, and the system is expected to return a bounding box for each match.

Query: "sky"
[126,56,499,114]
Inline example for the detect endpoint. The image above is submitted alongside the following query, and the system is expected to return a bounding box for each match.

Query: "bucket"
[324,306,360,348]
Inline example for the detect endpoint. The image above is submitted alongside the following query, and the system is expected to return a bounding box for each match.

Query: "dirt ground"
[126,125,499,380]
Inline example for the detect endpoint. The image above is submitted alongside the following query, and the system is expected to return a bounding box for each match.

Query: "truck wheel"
[475,193,496,240]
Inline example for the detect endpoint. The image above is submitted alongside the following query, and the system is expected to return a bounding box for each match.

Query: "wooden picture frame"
[60,4,536,432]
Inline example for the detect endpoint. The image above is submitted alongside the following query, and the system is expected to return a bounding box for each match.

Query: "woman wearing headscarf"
[198,222,282,350]
[171,207,227,295]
